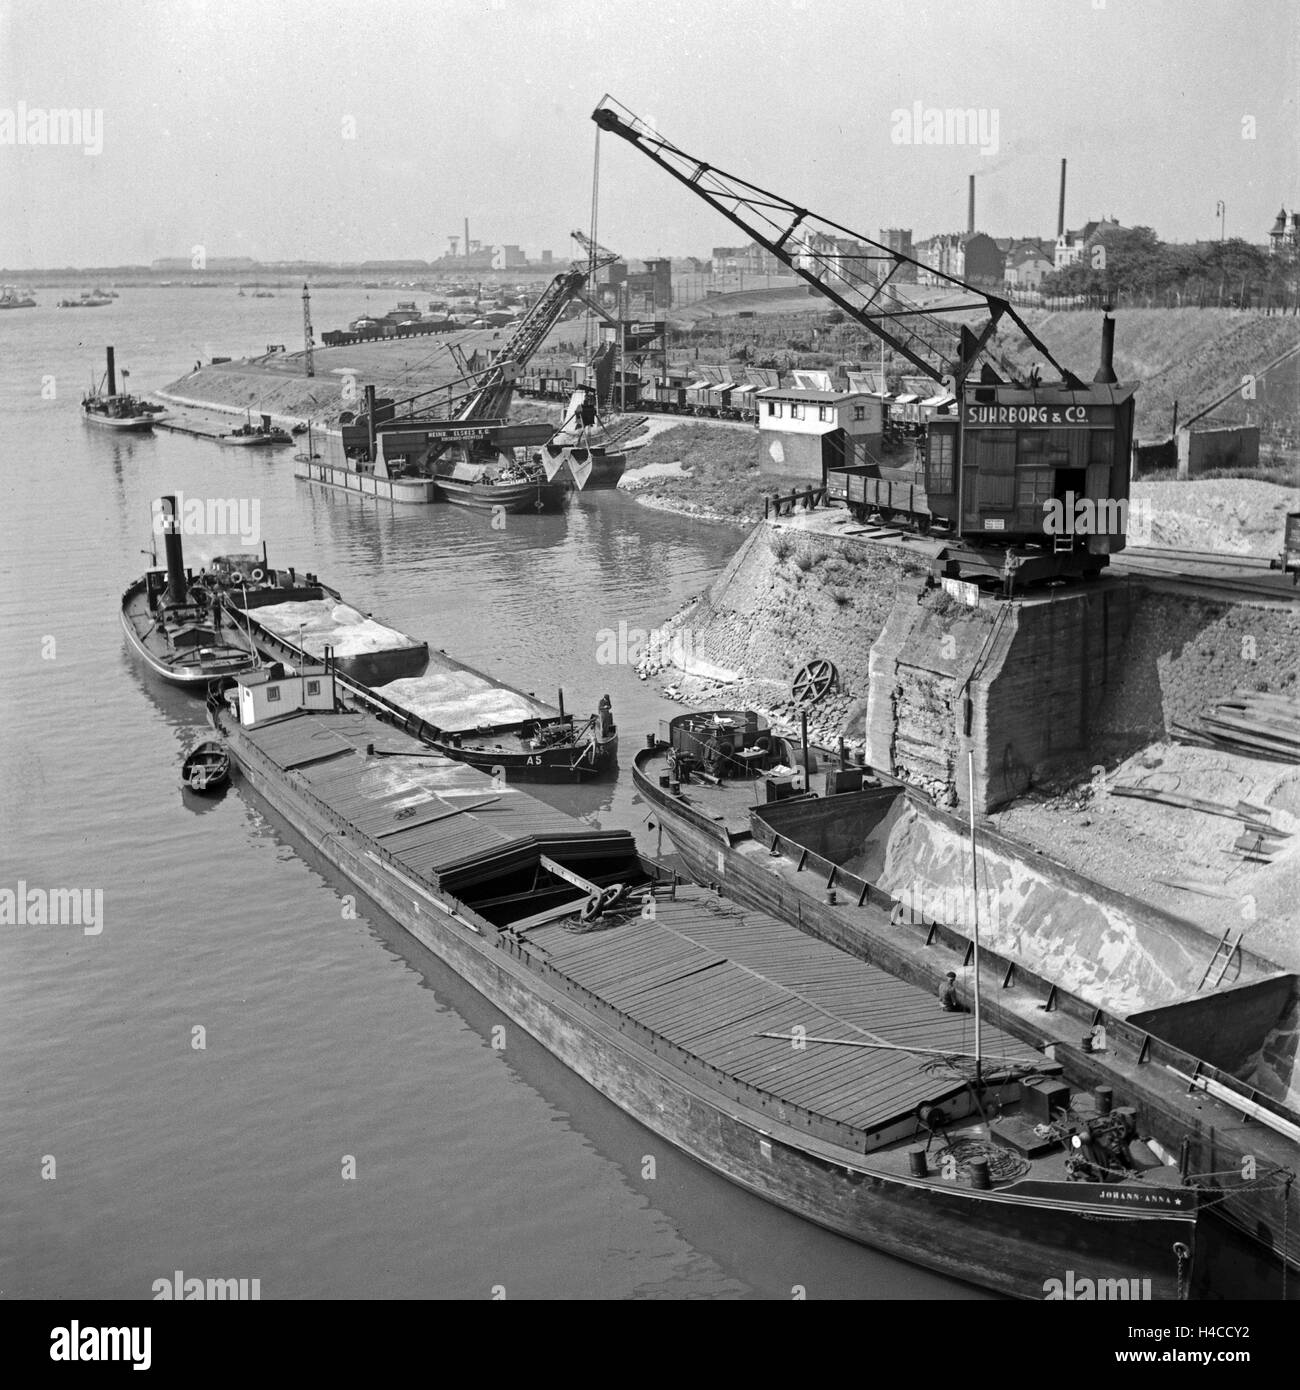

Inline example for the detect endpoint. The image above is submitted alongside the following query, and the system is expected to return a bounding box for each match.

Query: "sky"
[1,0,1296,268]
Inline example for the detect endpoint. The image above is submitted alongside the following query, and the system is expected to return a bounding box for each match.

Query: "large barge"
[202,665,1222,1300]
[210,551,429,687]
[238,600,616,781]
[633,711,1300,1296]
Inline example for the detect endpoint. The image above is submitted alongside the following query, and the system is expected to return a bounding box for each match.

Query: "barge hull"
[215,707,1196,1300]
[633,748,1300,1296]
[295,457,439,503]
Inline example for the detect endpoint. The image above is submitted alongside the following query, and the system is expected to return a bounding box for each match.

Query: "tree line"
[1039,227,1298,309]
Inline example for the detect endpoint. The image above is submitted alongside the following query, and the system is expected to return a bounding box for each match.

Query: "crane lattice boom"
[592,97,1070,388]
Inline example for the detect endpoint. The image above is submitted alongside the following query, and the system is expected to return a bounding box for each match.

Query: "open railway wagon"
[592,97,1137,592]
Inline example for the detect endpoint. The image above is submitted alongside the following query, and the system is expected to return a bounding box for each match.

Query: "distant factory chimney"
[1058,159,1067,238]
[464,217,470,263]
[968,175,975,235]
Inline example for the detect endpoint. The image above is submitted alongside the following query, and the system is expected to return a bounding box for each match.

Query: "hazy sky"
[1,0,1295,268]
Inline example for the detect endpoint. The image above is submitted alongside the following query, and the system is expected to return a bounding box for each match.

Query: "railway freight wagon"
[517,365,760,422]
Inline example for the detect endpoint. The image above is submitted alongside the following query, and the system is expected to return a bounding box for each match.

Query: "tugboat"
[120,497,261,688]
[81,347,166,430]
[218,412,294,447]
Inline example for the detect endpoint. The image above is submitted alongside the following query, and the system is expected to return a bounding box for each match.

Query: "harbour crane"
[592,97,1069,389]
[591,96,1138,590]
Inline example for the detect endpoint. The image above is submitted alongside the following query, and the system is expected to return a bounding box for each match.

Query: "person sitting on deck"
[938,972,962,1012]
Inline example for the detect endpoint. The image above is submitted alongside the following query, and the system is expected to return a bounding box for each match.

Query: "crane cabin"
[923,348,1137,586]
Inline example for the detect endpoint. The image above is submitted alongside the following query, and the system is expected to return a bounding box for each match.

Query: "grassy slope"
[622,423,808,522]
[1011,309,1300,444]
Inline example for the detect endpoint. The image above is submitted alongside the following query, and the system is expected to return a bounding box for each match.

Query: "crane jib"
[591,99,1071,386]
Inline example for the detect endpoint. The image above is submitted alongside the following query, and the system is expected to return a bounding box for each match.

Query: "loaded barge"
[203,665,1218,1300]
[209,551,428,687]
[242,605,616,781]
[633,711,1300,1295]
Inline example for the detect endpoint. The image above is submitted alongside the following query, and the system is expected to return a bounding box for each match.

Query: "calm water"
[0,288,980,1300]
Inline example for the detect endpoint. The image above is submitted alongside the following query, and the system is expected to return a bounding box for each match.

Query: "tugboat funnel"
[159,495,187,605]
[106,345,116,396]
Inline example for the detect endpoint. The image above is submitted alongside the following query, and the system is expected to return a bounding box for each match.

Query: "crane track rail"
[1112,547,1298,606]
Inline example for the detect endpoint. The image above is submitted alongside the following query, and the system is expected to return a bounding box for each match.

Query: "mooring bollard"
[908,1146,929,1177]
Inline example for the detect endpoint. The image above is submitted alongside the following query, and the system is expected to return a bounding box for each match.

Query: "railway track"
[1111,545,1298,606]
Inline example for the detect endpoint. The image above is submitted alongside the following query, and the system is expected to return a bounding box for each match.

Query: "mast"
[968,750,982,1089]
[302,283,315,378]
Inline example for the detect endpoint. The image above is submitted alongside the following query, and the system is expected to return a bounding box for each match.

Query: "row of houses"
[706,224,1112,293]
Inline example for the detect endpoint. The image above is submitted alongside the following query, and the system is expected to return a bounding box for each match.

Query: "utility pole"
[302,283,315,378]
[1216,201,1226,242]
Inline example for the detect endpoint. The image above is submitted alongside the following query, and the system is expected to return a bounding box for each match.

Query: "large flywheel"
[791,658,836,708]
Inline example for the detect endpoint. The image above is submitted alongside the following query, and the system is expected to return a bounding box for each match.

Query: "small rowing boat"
[181,740,230,793]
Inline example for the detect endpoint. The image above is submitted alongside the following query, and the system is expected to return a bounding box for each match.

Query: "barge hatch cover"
[526,887,1039,1137]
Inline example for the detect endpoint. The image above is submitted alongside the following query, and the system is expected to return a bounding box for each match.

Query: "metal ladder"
[1197,929,1242,991]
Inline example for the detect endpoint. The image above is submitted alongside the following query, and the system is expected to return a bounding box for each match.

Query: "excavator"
[340,246,618,488]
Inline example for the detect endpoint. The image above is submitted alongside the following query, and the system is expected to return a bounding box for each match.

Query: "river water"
[0,288,979,1300]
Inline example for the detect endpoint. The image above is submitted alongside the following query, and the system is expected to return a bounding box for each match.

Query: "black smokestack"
[968,175,975,235]
[159,495,187,605]
[1058,159,1067,238]
[106,345,116,396]
[1094,313,1118,385]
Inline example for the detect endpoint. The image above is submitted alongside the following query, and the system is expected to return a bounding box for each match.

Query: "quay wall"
[650,516,1300,808]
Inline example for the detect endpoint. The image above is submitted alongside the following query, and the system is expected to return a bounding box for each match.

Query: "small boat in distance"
[181,740,230,793]
[218,412,294,447]
[0,285,36,309]
[82,347,166,430]
[59,292,112,307]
